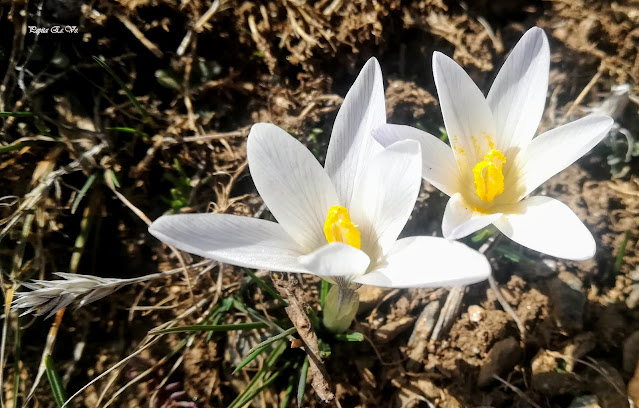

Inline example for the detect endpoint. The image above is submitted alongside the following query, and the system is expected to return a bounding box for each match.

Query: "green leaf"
[334,331,364,342]
[494,245,534,264]
[320,280,329,309]
[297,356,310,408]
[106,169,120,188]
[471,227,494,243]
[151,321,267,335]
[71,174,97,214]
[92,57,150,122]
[243,268,288,305]
[45,355,67,407]
[233,327,297,374]
[317,338,331,359]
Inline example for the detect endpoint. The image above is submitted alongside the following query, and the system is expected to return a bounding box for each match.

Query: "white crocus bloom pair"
[376,27,613,261]
[150,58,490,332]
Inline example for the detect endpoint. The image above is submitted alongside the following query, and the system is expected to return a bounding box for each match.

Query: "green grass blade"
[297,356,310,408]
[71,173,97,214]
[614,231,630,274]
[106,169,120,188]
[13,316,21,407]
[0,111,34,117]
[320,280,329,309]
[106,127,150,139]
[243,268,288,305]
[233,326,297,374]
[228,340,288,408]
[92,57,150,121]
[280,377,295,408]
[44,355,67,407]
[233,342,272,375]
[151,321,266,335]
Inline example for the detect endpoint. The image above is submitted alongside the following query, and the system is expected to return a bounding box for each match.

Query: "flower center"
[323,206,361,249]
[472,148,506,202]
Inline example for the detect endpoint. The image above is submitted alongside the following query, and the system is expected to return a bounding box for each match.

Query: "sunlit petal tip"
[487,26,550,150]
[149,213,307,272]
[519,114,615,196]
[353,237,491,288]
[494,196,597,261]
[324,55,386,208]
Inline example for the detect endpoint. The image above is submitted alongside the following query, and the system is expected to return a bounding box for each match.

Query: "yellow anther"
[323,206,361,249]
[472,148,506,202]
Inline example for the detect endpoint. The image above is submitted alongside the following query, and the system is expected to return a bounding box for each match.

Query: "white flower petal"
[350,140,422,257]
[494,196,595,260]
[298,243,370,280]
[325,57,386,209]
[149,213,307,272]
[487,27,550,151]
[247,123,339,251]
[373,124,459,197]
[517,115,613,197]
[433,52,497,167]
[353,237,491,288]
[442,193,503,239]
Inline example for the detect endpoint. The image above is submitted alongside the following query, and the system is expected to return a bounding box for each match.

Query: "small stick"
[115,13,164,58]
[559,63,604,125]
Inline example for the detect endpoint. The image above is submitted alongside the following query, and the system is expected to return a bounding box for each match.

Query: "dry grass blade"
[12,265,200,317]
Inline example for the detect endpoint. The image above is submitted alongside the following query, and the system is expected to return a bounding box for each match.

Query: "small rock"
[477,337,521,387]
[547,271,586,332]
[626,284,639,309]
[623,331,639,373]
[589,362,627,408]
[374,316,415,344]
[406,300,440,371]
[567,395,601,408]
[629,267,639,282]
[532,350,585,396]
[468,305,486,323]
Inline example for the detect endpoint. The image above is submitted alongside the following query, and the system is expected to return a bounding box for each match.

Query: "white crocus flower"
[374,27,614,261]
[150,58,490,332]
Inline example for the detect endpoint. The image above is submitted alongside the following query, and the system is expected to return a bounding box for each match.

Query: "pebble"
[547,271,586,332]
[626,284,639,309]
[623,331,639,373]
[468,305,486,323]
[477,337,522,387]
[630,267,639,282]
[567,395,601,408]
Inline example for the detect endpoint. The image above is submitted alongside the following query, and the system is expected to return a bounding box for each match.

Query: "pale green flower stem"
[322,283,359,333]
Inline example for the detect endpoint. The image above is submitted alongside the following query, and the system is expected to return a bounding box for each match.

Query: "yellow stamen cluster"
[472,148,506,202]
[323,206,361,249]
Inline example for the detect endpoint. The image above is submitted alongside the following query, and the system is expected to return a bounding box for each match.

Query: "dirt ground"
[1,0,639,407]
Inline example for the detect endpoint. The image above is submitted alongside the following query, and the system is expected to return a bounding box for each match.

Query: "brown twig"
[273,275,335,403]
